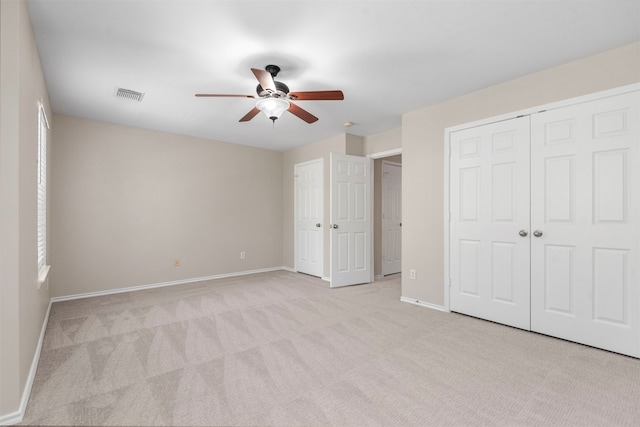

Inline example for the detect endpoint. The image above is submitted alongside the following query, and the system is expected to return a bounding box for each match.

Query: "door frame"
[294,158,324,277]
[444,83,640,312]
[381,160,402,276]
[368,149,403,280]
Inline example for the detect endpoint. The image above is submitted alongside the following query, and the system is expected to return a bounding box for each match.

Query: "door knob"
[316,223,321,228]
[519,230,528,237]
[533,230,543,237]
[331,224,338,229]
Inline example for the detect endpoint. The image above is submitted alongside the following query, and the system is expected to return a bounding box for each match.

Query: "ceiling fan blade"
[288,90,344,101]
[251,68,276,93]
[239,107,261,122]
[288,102,318,123]
[195,94,256,98]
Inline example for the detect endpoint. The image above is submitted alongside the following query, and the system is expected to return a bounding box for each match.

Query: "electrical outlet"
[174,258,180,267]
[410,269,416,280]
[240,251,245,259]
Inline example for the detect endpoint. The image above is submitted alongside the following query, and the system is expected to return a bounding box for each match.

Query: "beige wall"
[0,0,52,419]
[50,115,284,297]
[365,127,402,155]
[401,41,640,306]
[345,133,365,156]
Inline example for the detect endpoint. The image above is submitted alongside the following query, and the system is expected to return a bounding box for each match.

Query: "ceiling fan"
[195,65,344,124]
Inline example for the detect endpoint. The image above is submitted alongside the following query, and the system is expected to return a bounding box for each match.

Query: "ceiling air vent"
[114,87,145,102]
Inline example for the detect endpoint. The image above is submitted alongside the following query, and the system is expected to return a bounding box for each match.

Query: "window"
[37,104,49,282]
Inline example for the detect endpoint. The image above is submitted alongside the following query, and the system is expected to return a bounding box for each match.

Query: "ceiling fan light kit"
[196,64,344,124]
[256,97,290,122]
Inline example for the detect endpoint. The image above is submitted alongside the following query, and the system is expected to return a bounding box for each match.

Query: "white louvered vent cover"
[115,87,145,102]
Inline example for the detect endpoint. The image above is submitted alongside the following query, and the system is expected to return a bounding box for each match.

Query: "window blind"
[38,104,48,270]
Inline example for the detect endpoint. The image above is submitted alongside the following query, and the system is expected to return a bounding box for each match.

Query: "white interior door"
[531,91,640,357]
[294,159,323,278]
[449,116,532,330]
[330,153,372,287]
[382,161,402,276]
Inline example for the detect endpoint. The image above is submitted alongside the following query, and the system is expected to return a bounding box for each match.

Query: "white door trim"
[367,148,402,159]
[444,83,640,312]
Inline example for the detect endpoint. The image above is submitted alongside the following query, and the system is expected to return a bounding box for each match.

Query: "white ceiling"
[27,0,640,151]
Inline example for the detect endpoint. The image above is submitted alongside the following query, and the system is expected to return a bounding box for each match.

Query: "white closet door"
[531,91,640,357]
[449,116,531,330]
[294,159,323,278]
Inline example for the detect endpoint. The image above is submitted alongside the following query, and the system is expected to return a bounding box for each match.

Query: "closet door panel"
[449,117,531,330]
[530,91,640,357]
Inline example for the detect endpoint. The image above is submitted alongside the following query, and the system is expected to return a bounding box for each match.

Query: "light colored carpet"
[20,271,640,426]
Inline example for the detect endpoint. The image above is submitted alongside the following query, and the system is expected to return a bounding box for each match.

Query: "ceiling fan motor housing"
[256,80,290,98]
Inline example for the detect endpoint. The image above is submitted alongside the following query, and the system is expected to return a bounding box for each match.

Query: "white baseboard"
[0,409,22,426]
[51,266,287,303]
[400,296,448,312]
[0,300,53,426]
